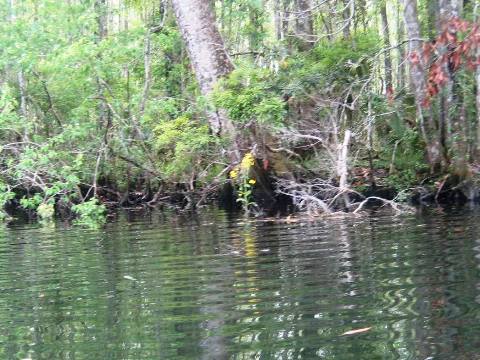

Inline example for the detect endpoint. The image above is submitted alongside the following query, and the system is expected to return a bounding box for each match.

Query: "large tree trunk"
[294,0,314,50]
[401,0,444,172]
[171,0,240,161]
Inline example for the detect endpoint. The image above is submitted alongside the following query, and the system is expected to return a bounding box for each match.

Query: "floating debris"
[341,327,371,336]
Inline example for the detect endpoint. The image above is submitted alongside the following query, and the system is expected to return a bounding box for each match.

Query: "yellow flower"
[229,169,238,179]
[248,179,256,185]
[241,152,255,170]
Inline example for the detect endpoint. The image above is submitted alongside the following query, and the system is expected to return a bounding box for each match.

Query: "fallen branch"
[352,196,407,214]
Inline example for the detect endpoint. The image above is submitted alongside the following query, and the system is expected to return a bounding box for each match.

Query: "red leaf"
[263,159,269,171]
[421,98,431,108]
[459,20,469,32]
[467,59,476,71]
[427,84,438,97]
[450,52,462,71]
[386,86,394,104]
[446,31,457,44]
[410,51,420,65]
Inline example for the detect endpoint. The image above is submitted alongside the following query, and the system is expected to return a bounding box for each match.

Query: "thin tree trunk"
[380,2,392,93]
[9,0,28,142]
[274,0,283,40]
[439,0,467,175]
[397,2,406,90]
[248,1,263,52]
[320,10,333,41]
[17,71,27,119]
[355,0,367,32]
[171,0,240,161]
[93,0,110,196]
[474,1,480,156]
[338,130,351,208]
[282,0,291,38]
[341,0,352,39]
[427,0,440,39]
[95,0,109,129]
[401,0,443,171]
[139,31,152,115]
[95,0,108,39]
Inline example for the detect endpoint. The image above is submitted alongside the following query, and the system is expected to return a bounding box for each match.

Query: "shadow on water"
[0,207,480,358]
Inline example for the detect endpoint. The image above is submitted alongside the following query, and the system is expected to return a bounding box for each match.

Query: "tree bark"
[401,0,443,171]
[171,0,240,161]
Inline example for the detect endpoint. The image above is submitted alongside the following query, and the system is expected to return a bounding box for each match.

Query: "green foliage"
[0,182,14,220]
[278,32,381,95]
[377,128,428,191]
[3,0,477,218]
[72,198,107,227]
[153,115,219,183]
[37,202,55,221]
[20,194,43,211]
[236,180,257,215]
[213,65,286,126]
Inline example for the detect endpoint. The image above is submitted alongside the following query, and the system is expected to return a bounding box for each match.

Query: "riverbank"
[4,168,479,225]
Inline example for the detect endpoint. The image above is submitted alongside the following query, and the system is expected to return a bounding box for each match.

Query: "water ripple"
[0,209,479,358]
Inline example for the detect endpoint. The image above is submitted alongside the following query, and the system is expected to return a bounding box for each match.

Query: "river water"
[0,208,479,359]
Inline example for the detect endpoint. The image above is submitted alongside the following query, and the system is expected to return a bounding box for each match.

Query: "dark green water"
[1,209,480,359]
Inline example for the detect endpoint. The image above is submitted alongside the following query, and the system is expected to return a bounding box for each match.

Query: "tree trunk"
[397,2,406,90]
[380,2,392,93]
[95,0,108,39]
[401,0,443,171]
[427,0,440,39]
[93,0,110,196]
[355,0,367,32]
[294,0,314,49]
[8,0,28,139]
[248,1,263,52]
[171,0,240,161]
[274,0,283,40]
[439,0,467,176]
[341,0,352,39]
[282,0,292,46]
[475,1,480,156]
[94,0,109,130]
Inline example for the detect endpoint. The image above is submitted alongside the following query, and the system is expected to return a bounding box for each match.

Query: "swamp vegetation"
[2,0,480,221]
[3,2,480,359]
